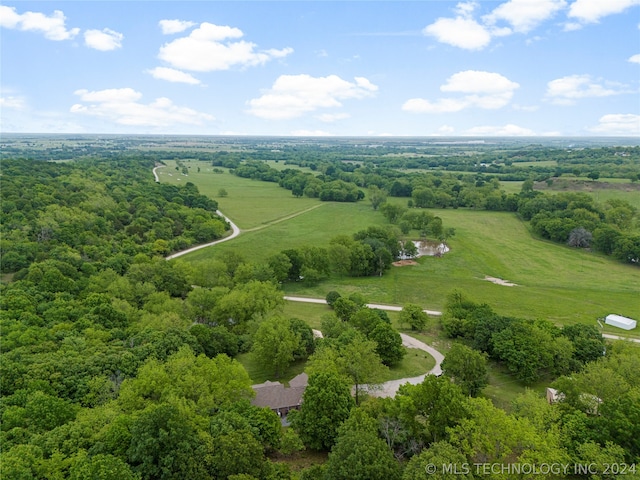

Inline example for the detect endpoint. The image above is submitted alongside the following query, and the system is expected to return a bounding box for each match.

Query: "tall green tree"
[402,441,471,480]
[441,343,488,396]
[369,321,405,367]
[127,403,210,480]
[397,376,469,444]
[324,410,401,480]
[290,372,355,451]
[368,185,387,211]
[251,317,300,378]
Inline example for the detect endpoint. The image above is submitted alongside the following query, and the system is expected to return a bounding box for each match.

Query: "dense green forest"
[1,137,639,479]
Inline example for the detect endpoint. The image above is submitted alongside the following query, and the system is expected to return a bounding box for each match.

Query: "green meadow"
[158,160,319,229]
[501,176,640,211]
[165,164,640,328]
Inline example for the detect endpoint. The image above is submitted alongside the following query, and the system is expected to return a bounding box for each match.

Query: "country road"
[165,211,241,260]
[283,295,443,316]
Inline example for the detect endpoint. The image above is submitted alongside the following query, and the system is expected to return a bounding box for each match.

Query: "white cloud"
[423,16,491,50]
[0,96,26,110]
[465,124,536,135]
[247,74,378,120]
[628,54,640,64]
[316,113,350,122]
[84,28,123,51]
[441,70,520,94]
[0,5,79,40]
[588,114,640,135]
[567,0,640,24]
[403,70,519,113]
[147,67,201,85]
[70,88,214,127]
[159,19,196,35]
[158,22,293,71]
[546,74,629,104]
[483,0,567,33]
[423,0,567,50]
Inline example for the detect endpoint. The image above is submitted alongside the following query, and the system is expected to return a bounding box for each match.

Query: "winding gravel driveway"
[165,212,240,260]
[306,328,443,398]
[365,333,444,398]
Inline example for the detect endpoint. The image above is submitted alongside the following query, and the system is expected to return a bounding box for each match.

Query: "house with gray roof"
[251,372,308,416]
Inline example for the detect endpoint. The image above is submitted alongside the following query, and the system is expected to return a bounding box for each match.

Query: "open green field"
[500,180,524,194]
[165,166,640,327]
[182,200,389,264]
[513,160,558,167]
[158,160,319,229]
[279,208,640,326]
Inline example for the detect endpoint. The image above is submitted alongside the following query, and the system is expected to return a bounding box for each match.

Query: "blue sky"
[1,1,639,136]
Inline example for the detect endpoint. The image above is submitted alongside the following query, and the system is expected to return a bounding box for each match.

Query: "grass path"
[241,204,326,232]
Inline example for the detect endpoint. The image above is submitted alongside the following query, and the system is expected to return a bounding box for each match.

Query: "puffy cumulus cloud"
[147,67,201,85]
[465,124,536,135]
[567,0,640,25]
[423,0,566,50]
[70,88,214,127]
[0,5,79,40]
[545,74,629,104]
[403,70,519,113]
[158,22,293,71]
[588,114,640,135]
[247,74,378,120]
[159,19,196,35]
[441,70,520,94]
[84,28,123,51]
[423,15,491,50]
[628,54,640,64]
[483,0,567,33]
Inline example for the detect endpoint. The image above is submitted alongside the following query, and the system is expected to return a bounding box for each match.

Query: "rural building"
[251,372,308,416]
[546,387,601,415]
[546,387,563,404]
[604,314,637,331]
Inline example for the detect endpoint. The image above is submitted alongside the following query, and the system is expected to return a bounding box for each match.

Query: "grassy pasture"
[513,160,558,167]
[499,180,524,194]
[182,201,389,264]
[540,178,640,211]
[157,160,319,229]
[164,166,640,326]
[282,209,640,325]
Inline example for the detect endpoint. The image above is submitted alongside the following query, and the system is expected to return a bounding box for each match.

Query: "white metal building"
[605,314,637,331]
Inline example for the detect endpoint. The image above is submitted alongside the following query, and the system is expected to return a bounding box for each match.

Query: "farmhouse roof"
[251,373,308,410]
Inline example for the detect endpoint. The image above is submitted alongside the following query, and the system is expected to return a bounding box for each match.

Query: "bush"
[325,291,342,307]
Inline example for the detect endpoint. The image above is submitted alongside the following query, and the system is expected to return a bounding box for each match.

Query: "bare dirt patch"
[393,259,418,267]
[484,276,518,287]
